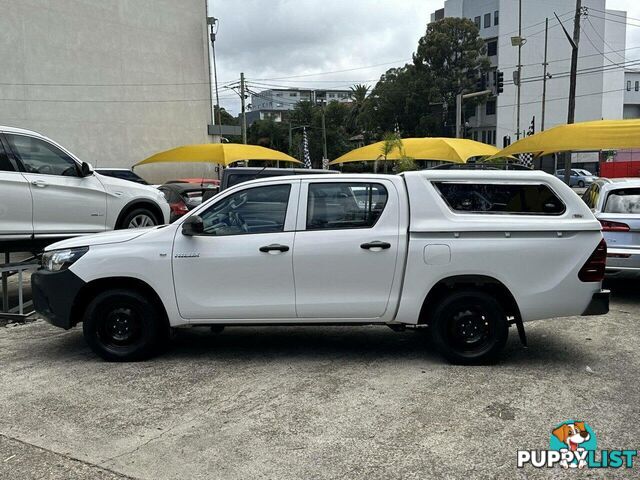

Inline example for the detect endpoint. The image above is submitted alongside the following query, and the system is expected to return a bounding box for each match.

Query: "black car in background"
[158,183,219,222]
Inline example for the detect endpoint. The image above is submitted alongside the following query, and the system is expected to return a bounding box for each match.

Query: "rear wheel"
[577,180,585,188]
[430,290,508,365]
[82,289,166,361]
[119,208,159,229]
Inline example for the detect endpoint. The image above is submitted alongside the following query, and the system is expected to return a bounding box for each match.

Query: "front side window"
[434,182,565,215]
[307,182,388,230]
[199,184,291,236]
[5,134,78,176]
[603,188,640,213]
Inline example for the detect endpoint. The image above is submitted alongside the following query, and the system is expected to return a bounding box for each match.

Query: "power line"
[497,85,626,109]
[585,16,627,63]
[250,59,411,81]
[0,97,212,103]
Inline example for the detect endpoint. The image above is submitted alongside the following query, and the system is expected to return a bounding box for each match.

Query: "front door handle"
[31,180,47,188]
[360,241,391,250]
[259,244,289,253]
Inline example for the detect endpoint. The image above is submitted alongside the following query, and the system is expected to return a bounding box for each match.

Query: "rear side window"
[433,182,565,215]
[603,188,640,213]
[307,182,388,230]
[0,141,14,171]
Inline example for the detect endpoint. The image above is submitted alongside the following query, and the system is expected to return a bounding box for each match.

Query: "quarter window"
[306,183,388,230]
[434,182,565,215]
[5,134,78,176]
[199,184,291,236]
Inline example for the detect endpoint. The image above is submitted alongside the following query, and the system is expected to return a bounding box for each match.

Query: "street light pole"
[541,17,549,132]
[516,0,522,140]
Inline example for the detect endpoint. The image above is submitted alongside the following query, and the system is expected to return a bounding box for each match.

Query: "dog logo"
[550,420,596,469]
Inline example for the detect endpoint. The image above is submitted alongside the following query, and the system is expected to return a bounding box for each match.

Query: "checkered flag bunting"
[302,127,312,169]
[517,152,533,168]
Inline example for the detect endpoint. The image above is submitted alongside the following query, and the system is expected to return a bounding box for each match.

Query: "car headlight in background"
[42,247,89,272]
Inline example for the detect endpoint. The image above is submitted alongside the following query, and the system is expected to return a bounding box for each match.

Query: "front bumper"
[31,269,86,329]
[582,290,610,316]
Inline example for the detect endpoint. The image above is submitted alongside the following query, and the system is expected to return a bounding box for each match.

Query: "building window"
[486,100,496,115]
[627,80,631,91]
[474,16,481,28]
[494,10,499,25]
[487,40,497,57]
[290,92,298,97]
[275,93,283,97]
[636,81,639,92]
[482,130,487,143]
[493,130,497,145]
[484,13,491,28]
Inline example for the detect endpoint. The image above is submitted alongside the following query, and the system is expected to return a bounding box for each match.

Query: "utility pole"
[516,0,523,140]
[321,106,328,163]
[541,17,549,132]
[455,93,463,138]
[556,0,582,186]
[240,72,247,144]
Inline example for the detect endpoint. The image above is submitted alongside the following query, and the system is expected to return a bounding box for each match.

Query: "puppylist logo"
[517,420,637,470]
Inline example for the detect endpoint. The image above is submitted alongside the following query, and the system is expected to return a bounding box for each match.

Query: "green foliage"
[214,105,238,126]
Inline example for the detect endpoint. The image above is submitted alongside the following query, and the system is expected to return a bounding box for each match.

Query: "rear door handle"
[259,244,289,253]
[31,180,47,188]
[360,241,391,250]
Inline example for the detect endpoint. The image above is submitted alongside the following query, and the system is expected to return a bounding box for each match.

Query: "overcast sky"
[210,0,640,115]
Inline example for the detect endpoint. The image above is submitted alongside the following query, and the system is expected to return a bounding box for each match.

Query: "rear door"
[0,135,33,240]
[5,133,107,237]
[293,179,401,319]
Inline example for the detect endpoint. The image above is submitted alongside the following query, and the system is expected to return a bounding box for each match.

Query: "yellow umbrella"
[330,137,500,165]
[489,119,640,159]
[134,143,301,167]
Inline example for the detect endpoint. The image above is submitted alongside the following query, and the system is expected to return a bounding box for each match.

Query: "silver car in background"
[555,169,597,188]
[583,178,640,278]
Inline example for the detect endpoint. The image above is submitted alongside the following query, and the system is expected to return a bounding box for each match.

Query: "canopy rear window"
[433,182,565,215]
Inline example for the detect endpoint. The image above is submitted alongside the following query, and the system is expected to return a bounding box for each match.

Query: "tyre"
[577,180,585,188]
[429,290,508,365]
[82,289,167,362]
[119,208,159,229]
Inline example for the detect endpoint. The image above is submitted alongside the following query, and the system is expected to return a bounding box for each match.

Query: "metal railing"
[1,253,39,319]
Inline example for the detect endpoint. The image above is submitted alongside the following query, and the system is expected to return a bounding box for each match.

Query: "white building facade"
[0,0,213,182]
[433,0,627,147]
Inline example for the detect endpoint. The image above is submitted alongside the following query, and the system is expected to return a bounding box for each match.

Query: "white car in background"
[0,126,169,251]
[583,178,640,278]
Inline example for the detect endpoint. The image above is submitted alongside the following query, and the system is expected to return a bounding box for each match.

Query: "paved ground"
[0,280,639,479]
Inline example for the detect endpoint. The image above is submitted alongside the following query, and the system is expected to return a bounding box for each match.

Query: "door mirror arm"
[182,215,204,236]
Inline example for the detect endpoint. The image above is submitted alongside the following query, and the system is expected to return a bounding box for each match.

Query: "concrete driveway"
[0,281,639,479]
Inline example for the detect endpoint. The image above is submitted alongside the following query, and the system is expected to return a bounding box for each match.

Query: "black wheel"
[577,180,585,188]
[210,325,225,334]
[82,289,166,362]
[119,208,159,229]
[430,290,508,365]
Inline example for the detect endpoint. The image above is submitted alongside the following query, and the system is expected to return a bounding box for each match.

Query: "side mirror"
[80,162,93,177]
[182,215,204,236]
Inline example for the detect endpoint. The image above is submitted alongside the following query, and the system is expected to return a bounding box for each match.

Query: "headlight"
[42,247,89,272]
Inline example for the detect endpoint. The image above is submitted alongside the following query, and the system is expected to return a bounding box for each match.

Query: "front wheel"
[82,289,166,361]
[430,290,508,365]
[119,208,159,229]
[577,180,585,188]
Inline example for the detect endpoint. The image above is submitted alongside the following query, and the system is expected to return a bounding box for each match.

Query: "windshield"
[603,188,640,213]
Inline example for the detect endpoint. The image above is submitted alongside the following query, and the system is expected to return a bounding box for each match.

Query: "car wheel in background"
[578,180,585,188]
[82,289,166,361]
[430,290,508,365]
[119,208,159,229]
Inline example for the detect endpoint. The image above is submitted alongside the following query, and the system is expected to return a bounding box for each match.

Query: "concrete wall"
[0,0,214,183]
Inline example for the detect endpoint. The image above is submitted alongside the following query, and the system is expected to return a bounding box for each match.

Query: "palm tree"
[375,132,403,173]
[348,84,370,134]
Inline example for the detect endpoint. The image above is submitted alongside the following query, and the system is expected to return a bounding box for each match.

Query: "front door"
[293,179,400,319]
[5,133,107,237]
[172,181,299,320]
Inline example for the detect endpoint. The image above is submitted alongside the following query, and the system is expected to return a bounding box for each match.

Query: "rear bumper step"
[582,290,610,316]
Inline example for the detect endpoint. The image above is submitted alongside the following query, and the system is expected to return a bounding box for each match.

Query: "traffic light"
[496,70,504,95]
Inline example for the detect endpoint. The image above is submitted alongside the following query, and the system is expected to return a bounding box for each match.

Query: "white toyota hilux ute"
[32,171,609,364]
[0,126,170,251]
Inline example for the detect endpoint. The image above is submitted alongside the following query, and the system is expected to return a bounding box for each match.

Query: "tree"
[413,17,490,113]
[362,17,490,139]
[348,84,370,134]
[214,105,238,126]
[246,119,288,152]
